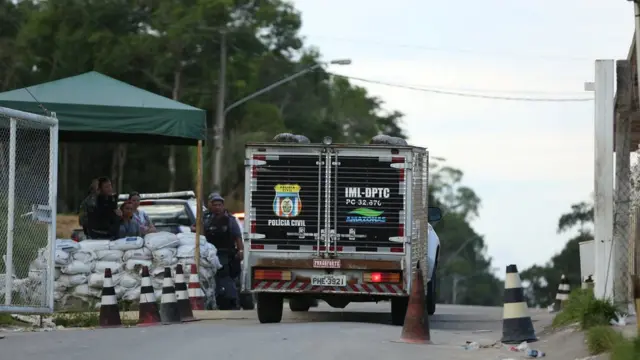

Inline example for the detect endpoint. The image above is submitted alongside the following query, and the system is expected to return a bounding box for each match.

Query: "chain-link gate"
[0,107,58,313]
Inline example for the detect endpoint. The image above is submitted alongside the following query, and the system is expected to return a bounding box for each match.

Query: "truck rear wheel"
[257,293,283,323]
[289,298,311,312]
[390,297,409,326]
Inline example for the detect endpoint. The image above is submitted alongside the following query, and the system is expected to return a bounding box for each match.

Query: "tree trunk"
[168,67,182,192]
[117,144,127,192]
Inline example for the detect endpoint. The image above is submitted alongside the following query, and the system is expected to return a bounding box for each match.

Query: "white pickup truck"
[241,135,442,325]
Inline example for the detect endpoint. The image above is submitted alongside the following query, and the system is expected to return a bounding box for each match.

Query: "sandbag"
[155,257,178,267]
[119,273,140,289]
[87,272,123,289]
[78,240,110,252]
[294,134,311,144]
[144,232,179,251]
[54,268,61,280]
[57,274,88,287]
[72,251,96,263]
[71,284,100,298]
[56,239,81,253]
[176,232,207,247]
[177,244,210,258]
[109,236,144,251]
[122,247,152,261]
[122,287,141,301]
[93,261,123,274]
[94,249,124,262]
[61,260,93,275]
[124,259,152,272]
[114,285,125,299]
[153,248,177,262]
[55,250,70,265]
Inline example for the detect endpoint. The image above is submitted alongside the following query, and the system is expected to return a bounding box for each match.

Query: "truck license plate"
[311,275,347,287]
[313,259,341,269]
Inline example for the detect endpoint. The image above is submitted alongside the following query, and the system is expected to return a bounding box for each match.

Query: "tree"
[520,201,593,307]
[3,0,408,213]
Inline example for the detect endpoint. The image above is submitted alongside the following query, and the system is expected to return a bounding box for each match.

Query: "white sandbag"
[87,272,123,289]
[78,240,111,252]
[122,287,141,301]
[30,248,48,270]
[155,257,178,267]
[54,249,71,265]
[151,267,166,277]
[72,251,96,263]
[124,259,152,272]
[61,260,93,275]
[122,247,152,261]
[114,285,125,299]
[153,248,177,262]
[144,232,179,251]
[56,239,81,253]
[151,276,163,289]
[54,291,65,301]
[54,267,61,280]
[109,236,144,251]
[71,284,101,298]
[93,261,123,274]
[57,274,88,287]
[206,253,222,270]
[54,282,67,292]
[176,232,207,247]
[154,289,162,298]
[119,273,140,288]
[94,249,124,262]
[176,244,209,258]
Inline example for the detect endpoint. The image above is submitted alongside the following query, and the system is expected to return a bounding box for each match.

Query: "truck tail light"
[364,272,401,283]
[253,269,292,281]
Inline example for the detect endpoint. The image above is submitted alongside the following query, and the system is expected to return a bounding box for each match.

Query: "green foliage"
[611,336,640,360]
[585,326,625,355]
[552,289,618,330]
[521,201,593,307]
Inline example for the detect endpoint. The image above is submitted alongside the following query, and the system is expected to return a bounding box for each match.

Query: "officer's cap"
[208,192,224,203]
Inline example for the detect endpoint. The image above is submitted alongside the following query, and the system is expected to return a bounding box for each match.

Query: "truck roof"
[245,142,427,151]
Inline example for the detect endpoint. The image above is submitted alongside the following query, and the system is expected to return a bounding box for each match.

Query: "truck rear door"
[331,150,407,254]
[247,150,324,251]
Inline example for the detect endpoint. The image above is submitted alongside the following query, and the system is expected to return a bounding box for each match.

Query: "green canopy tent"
[0,71,206,144]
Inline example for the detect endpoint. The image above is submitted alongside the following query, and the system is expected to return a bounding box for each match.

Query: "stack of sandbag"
[26,231,222,309]
[272,133,311,144]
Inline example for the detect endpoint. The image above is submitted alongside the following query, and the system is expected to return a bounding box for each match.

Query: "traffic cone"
[137,266,161,326]
[399,262,431,344]
[501,264,537,344]
[99,268,122,328]
[175,264,197,322]
[159,267,181,324]
[553,274,570,311]
[188,264,206,310]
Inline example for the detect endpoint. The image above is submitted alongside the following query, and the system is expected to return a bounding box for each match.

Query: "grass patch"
[52,311,137,328]
[552,288,619,330]
[585,326,625,354]
[611,336,640,360]
[0,313,21,325]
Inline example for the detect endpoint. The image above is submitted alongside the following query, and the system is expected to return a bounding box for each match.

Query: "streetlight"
[211,58,352,189]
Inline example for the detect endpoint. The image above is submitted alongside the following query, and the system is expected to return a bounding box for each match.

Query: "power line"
[307,35,594,62]
[328,73,595,102]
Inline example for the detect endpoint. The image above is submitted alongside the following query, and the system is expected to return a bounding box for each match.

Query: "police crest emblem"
[273,184,302,218]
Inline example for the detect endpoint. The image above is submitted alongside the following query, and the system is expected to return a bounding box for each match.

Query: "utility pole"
[452,274,462,304]
[212,30,227,191]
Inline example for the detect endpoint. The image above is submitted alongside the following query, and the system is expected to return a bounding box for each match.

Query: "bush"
[611,336,640,360]
[552,288,618,329]
[585,326,624,354]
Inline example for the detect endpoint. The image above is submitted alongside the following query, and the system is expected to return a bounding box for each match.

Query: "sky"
[292,0,635,277]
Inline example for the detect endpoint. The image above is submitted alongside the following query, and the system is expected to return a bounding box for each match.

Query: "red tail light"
[392,156,405,181]
[364,272,401,283]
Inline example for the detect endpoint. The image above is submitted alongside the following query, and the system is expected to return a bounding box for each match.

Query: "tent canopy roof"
[0,71,206,144]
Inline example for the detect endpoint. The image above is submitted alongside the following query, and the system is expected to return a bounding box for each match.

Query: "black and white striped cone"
[159,267,181,324]
[501,264,537,344]
[553,274,570,311]
[138,266,161,326]
[99,268,122,328]
[175,264,197,322]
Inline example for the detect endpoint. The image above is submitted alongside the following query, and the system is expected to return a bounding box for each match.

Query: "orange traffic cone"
[399,262,431,344]
[99,268,122,328]
[137,266,161,326]
[175,264,197,322]
[188,264,206,310]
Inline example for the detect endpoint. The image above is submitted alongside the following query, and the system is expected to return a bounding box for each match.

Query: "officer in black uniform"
[201,193,244,309]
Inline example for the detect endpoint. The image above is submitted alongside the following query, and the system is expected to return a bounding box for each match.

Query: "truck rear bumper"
[252,280,406,296]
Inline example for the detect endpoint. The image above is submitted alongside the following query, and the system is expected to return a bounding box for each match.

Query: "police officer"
[199,193,243,309]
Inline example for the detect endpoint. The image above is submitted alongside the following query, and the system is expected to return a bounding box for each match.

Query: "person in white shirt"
[128,191,157,235]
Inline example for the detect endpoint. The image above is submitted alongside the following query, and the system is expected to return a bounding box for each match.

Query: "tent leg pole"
[195,140,203,270]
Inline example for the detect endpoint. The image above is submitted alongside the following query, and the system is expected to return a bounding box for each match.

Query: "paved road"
[1,303,556,360]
